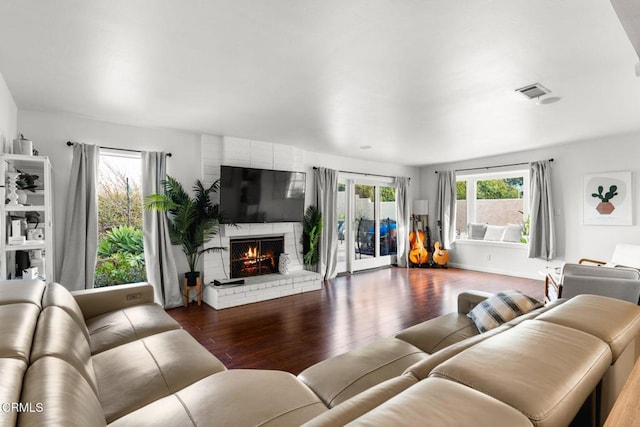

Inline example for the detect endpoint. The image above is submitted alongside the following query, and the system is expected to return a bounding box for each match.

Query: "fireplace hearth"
[230,236,284,278]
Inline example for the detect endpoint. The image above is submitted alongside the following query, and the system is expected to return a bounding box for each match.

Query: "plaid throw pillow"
[467,290,542,333]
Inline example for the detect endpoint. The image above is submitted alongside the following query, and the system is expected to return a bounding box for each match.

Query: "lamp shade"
[413,199,429,215]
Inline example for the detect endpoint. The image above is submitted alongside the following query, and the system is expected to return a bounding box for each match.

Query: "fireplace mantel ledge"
[220,223,301,238]
[202,270,322,310]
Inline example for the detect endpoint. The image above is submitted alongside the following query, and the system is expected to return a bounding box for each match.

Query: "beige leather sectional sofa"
[2,279,640,426]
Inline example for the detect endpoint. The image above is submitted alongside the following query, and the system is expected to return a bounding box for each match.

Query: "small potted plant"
[15,169,39,205]
[16,169,39,191]
[25,211,40,229]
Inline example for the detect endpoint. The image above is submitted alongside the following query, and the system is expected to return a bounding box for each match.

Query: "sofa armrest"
[71,282,156,319]
[457,290,493,314]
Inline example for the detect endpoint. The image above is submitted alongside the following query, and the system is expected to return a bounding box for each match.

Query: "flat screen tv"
[220,165,306,223]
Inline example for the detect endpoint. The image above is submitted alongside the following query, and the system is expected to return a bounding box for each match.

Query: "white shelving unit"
[0,154,54,282]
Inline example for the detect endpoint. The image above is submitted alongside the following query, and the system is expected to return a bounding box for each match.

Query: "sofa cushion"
[430,320,612,427]
[0,279,45,307]
[85,303,181,354]
[395,312,479,353]
[43,282,90,341]
[18,357,107,427]
[536,294,640,362]
[109,370,327,427]
[403,323,513,381]
[298,337,427,408]
[0,358,28,427]
[302,376,419,427]
[467,290,542,332]
[93,329,226,423]
[345,377,533,427]
[31,306,98,395]
[0,303,40,361]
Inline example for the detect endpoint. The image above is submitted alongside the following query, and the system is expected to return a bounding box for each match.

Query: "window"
[379,186,397,256]
[456,171,528,243]
[354,184,376,259]
[95,151,147,287]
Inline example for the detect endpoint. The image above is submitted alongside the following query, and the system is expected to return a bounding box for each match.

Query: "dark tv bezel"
[219,165,306,223]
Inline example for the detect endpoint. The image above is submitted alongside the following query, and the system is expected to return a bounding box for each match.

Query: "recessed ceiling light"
[537,96,562,105]
[360,145,372,150]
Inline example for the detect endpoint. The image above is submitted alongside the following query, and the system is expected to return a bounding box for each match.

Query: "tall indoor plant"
[301,205,322,270]
[145,176,229,285]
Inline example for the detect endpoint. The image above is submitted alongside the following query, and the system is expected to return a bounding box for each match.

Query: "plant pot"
[185,271,200,286]
[596,202,615,215]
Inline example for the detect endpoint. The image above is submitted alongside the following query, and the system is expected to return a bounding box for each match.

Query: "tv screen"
[220,165,306,223]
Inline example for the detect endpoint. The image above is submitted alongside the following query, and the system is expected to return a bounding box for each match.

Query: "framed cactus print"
[583,171,632,225]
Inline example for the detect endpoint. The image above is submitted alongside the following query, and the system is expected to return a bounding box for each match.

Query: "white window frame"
[456,169,529,243]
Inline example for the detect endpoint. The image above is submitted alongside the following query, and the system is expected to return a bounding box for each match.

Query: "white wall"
[0,72,18,152]
[17,110,202,277]
[308,151,420,204]
[420,130,640,279]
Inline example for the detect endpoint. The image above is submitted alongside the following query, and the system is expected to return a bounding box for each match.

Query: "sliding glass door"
[336,175,397,274]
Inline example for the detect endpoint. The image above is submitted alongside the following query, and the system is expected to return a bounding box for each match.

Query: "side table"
[542,267,562,303]
[183,276,202,307]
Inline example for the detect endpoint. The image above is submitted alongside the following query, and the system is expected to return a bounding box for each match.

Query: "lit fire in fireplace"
[242,246,273,267]
[246,246,258,259]
[230,236,284,278]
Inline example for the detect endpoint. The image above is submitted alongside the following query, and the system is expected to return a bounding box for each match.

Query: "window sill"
[454,239,528,249]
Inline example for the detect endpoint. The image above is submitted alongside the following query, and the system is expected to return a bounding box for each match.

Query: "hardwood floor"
[167,267,543,375]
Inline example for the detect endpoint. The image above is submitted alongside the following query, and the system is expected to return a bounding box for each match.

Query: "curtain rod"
[313,166,409,181]
[435,158,553,174]
[66,141,172,157]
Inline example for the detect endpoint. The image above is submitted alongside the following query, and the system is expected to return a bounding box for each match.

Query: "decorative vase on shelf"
[17,190,28,205]
[6,172,21,205]
[278,253,290,274]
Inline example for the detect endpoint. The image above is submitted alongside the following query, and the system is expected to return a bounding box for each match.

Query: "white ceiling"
[0,0,639,166]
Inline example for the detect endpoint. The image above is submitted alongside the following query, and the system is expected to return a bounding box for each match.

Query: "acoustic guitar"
[409,229,429,266]
[432,241,450,266]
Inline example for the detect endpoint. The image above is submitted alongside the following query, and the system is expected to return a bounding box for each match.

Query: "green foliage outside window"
[98,172,143,234]
[96,158,146,287]
[476,178,523,199]
[95,226,146,287]
[456,178,523,200]
[456,181,467,200]
[354,185,395,202]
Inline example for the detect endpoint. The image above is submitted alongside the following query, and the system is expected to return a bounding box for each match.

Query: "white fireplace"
[199,135,321,309]
[202,223,322,309]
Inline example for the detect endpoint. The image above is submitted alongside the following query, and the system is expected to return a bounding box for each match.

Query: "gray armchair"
[560,263,640,304]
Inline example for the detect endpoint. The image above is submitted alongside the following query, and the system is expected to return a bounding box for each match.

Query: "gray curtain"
[436,170,457,250]
[528,160,556,260]
[395,177,410,267]
[141,151,182,308]
[315,167,338,280]
[58,143,99,291]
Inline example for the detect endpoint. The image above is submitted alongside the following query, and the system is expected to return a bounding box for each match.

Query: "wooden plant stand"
[183,276,202,307]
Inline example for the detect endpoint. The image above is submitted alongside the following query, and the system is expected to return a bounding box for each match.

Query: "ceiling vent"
[515,83,550,100]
